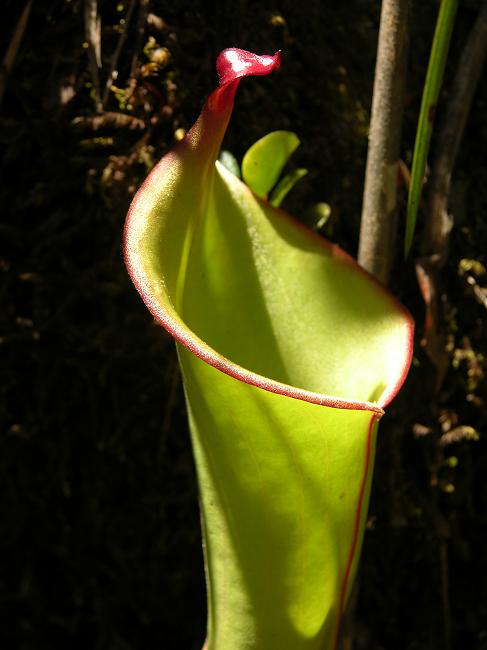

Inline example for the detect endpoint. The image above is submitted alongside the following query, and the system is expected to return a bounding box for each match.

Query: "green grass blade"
[405,0,458,257]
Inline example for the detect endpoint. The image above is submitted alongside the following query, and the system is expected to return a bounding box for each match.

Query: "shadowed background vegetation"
[1,1,487,648]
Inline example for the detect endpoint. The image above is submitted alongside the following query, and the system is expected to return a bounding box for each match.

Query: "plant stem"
[423,0,487,262]
[0,0,34,109]
[358,0,409,284]
[102,0,138,108]
[129,0,150,80]
[84,0,102,112]
[415,1,487,389]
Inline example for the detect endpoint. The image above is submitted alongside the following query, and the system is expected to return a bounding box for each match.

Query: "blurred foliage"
[0,1,486,649]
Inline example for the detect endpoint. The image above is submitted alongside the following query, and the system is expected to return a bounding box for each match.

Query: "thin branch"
[102,0,138,108]
[125,0,151,102]
[0,0,34,109]
[423,0,487,263]
[415,2,487,388]
[130,0,150,80]
[358,0,409,284]
[84,0,102,112]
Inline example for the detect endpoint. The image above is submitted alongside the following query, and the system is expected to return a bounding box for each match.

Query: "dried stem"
[423,1,487,263]
[0,0,34,109]
[358,0,409,284]
[84,0,102,112]
[414,14,487,645]
[101,0,138,108]
[130,0,150,80]
[415,2,487,385]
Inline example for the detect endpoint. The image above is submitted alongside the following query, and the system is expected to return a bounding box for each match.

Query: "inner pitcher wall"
[181,162,406,402]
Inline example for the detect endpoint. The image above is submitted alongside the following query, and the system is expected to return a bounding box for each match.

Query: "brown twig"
[415,2,487,384]
[125,0,151,103]
[72,111,145,131]
[130,0,150,80]
[413,10,487,647]
[101,0,138,108]
[84,0,102,112]
[0,0,34,109]
[358,0,410,284]
[423,1,487,263]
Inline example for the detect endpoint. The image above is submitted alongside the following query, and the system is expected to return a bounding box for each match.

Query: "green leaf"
[125,48,413,650]
[242,130,300,198]
[405,0,458,257]
[269,167,308,207]
[306,201,332,230]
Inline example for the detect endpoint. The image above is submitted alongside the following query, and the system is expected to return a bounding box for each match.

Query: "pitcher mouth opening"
[125,206,414,418]
[123,46,414,418]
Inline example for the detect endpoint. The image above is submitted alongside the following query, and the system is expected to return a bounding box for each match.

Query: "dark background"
[1,1,487,649]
